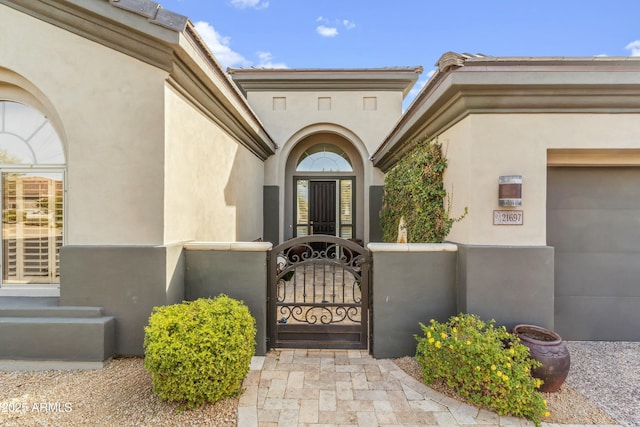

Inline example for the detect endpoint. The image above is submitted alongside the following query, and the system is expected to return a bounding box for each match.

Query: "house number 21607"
[493,210,523,225]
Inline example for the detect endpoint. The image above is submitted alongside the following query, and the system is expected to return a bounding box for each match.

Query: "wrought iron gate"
[268,235,371,349]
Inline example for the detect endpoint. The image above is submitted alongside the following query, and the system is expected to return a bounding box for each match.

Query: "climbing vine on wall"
[380,136,466,243]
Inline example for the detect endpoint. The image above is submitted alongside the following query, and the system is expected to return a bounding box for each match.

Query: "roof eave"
[372,52,640,172]
[228,67,424,98]
[173,22,277,159]
[0,0,277,159]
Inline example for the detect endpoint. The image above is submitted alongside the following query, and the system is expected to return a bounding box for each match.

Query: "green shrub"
[380,136,466,243]
[415,314,549,425]
[143,295,256,408]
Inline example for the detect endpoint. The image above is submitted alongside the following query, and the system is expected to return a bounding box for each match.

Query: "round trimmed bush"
[143,295,256,408]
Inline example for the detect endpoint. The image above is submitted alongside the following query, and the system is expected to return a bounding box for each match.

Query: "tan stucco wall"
[254,90,398,192]
[164,85,264,243]
[248,90,402,165]
[1,5,266,247]
[245,90,399,243]
[443,113,640,245]
[1,5,167,245]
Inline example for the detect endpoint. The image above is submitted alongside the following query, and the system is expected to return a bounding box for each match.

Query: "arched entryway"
[284,131,365,244]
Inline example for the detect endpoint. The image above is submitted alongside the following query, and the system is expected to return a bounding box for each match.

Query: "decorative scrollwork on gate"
[271,236,369,327]
[277,304,361,324]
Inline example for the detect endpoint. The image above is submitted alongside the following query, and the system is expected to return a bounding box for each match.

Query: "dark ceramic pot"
[513,324,570,393]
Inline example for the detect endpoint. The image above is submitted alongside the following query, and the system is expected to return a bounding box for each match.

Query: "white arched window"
[0,101,65,165]
[296,144,353,172]
[0,101,64,289]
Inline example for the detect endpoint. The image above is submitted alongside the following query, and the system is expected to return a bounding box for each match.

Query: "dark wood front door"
[310,181,336,235]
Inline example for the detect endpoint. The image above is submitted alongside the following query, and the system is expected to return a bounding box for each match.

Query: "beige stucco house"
[0,0,638,363]
[376,52,640,245]
[373,52,640,342]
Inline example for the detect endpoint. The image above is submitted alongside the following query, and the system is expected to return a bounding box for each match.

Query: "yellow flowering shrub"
[415,314,547,426]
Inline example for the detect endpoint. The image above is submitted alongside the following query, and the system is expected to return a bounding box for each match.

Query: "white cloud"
[193,21,250,68]
[231,0,269,9]
[194,21,289,70]
[625,40,640,56]
[316,26,339,37]
[316,16,355,35]
[255,51,288,69]
[407,70,436,99]
[408,79,427,100]
[342,19,356,30]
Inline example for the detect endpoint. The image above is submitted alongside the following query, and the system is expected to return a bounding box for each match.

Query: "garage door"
[548,167,640,341]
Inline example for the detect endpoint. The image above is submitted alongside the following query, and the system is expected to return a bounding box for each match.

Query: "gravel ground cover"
[0,357,237,427]
[396,341,640,427]
[0,341,637,426]
[394,357,617,426]
[565,341,640,427]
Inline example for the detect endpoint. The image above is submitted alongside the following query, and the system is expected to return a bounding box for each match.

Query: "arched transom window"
[0,101,65,165]
[296,143,352,172]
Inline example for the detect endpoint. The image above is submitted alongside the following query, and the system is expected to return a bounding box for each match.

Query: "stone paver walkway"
[237,349,621,427]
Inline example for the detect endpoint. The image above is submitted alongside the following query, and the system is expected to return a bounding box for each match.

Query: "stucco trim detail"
[183,242,273,251]
[1,0,277,160]
[228,67,423,98]
[367,243,458,252]
[167,62,275,160]
[373,52,640,171]
[548,149,640,167]
[0,0,180,71]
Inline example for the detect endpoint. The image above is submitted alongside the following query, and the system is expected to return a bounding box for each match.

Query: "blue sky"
[159,0,640,105]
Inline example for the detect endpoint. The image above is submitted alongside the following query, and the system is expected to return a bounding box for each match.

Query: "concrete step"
[0,306,106,318]
[0,301,116,365]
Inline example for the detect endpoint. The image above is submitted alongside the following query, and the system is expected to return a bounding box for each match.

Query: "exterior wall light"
[498,175,522,206]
